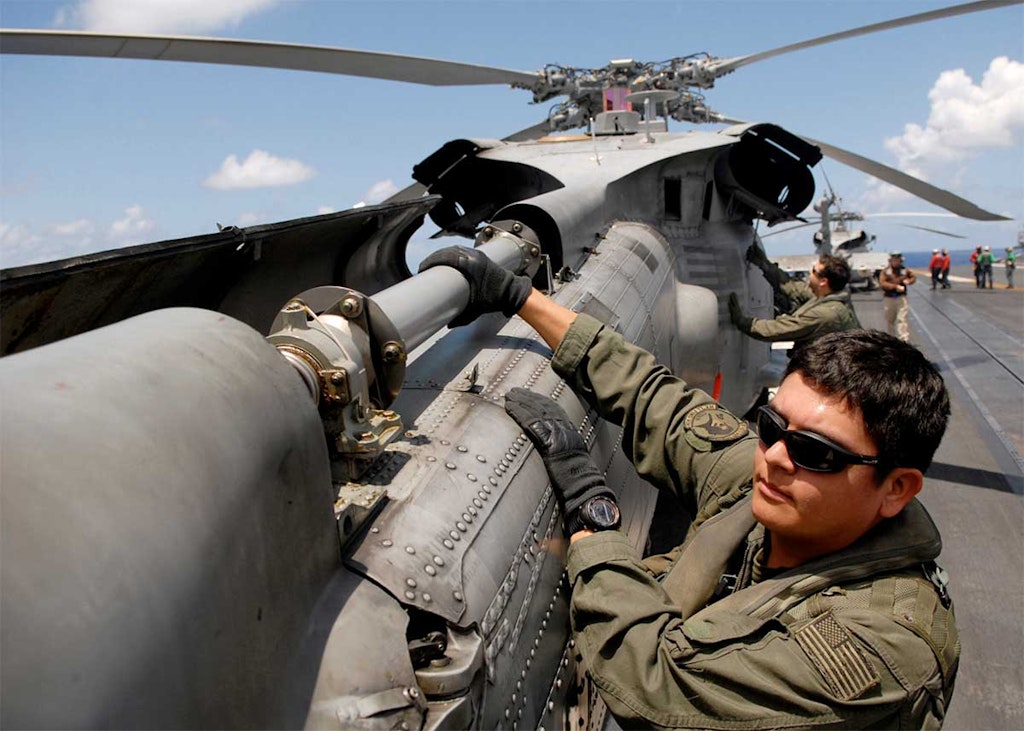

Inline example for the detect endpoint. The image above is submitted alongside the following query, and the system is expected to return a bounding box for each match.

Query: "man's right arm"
[547,313,754,517]
[419,246,752,513]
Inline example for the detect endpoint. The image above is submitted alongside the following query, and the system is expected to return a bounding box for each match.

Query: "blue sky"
[1,0,1022,269]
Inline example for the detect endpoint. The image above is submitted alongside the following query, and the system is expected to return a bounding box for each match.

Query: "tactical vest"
[659,496,958,727]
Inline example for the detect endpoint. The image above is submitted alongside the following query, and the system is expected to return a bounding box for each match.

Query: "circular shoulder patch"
[683,403,749,443]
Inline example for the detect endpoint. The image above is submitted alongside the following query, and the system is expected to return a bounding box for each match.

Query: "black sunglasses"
[756,406,882,473]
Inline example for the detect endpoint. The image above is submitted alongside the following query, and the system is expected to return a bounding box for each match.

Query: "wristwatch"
[567,496,621,534]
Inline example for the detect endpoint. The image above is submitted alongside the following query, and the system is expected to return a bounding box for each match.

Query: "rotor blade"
[803,135,1010,221]
[715,114,1010,221]
[862,211,961,218]
[501,119,555,142]
[0,29,538,87]
[710,0,1022,76]
[759,221,821,238]
[897,223,967,239]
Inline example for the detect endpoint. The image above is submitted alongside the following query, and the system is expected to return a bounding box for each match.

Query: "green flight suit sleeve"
[566,533,943,729]
[550,314,755,520]
[736,300,849,343]
[756,260,811,313]
[780,279,813,309]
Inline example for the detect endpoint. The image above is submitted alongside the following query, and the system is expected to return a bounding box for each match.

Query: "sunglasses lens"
[756,407,845,473]
[756,407,784,447]
[786,432,844,472]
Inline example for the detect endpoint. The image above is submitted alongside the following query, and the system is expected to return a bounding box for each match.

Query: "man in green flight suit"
[729,249,860,346]
[421,245,959,729]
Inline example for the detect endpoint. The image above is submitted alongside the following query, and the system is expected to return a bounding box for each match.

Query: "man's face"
[751,372,888,567]
[807,264,829,297]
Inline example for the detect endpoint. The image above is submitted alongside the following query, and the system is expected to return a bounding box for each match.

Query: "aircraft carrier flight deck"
[850,265,1023,730]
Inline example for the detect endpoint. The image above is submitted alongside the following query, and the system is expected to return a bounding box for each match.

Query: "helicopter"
[762,192,969,292]
[0,2,1019,729]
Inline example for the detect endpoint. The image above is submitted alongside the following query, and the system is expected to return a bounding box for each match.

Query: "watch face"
[584,497,620,530]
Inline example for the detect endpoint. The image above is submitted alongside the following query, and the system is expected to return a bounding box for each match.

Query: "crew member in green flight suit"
[729,250,860,347]
[421,244,959,729]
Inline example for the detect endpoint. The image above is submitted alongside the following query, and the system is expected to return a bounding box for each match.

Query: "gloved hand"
[504,387,617,534]
[746,242,769,269]
[418,245,532,327]
[728,292,751,329]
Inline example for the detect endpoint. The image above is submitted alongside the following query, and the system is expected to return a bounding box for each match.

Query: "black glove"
[418,245,532,327]
[728,293,752,330]
[746,242,769,269]
[504,387,616,534]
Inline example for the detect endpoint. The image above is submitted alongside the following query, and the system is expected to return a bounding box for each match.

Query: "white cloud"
[317,205,337,215]
[0,221,42,267]
[204,150,316,190]
[110,204,155,241]
[353,179,400,207]
[234,211,267,227]
[56,0,280,34]
[49,218,95,237]
[884,57,1024,176]
[857,177,913,212]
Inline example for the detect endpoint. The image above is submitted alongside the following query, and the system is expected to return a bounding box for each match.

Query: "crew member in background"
[729,253,860,348]
[880,251,916,342]
[929,249,943,290]
[979,246,995,289]
[1005,247,1017,289]
[971,245,983,288]
[939,248,952,289]
[742,242,808,315]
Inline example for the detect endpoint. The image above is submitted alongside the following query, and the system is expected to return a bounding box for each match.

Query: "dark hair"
[785,330,950,474]
[817,254,851,292]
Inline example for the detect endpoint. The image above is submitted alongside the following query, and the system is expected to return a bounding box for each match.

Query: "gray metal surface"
[714,115,1008,220]
[349,222,674,728]
[850,283,1024,729]
[0,197,438,355]
[0,308,339,728]
[373,233,535,352]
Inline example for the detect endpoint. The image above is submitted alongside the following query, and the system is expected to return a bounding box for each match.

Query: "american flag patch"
[795,612,880,700]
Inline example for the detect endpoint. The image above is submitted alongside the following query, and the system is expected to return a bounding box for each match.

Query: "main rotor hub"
[524,54,726,134]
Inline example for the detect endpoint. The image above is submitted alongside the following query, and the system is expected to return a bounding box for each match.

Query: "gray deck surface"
[851,264,1023,730]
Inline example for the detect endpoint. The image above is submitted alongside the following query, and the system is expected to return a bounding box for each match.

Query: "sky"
[1,0,1022,270]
